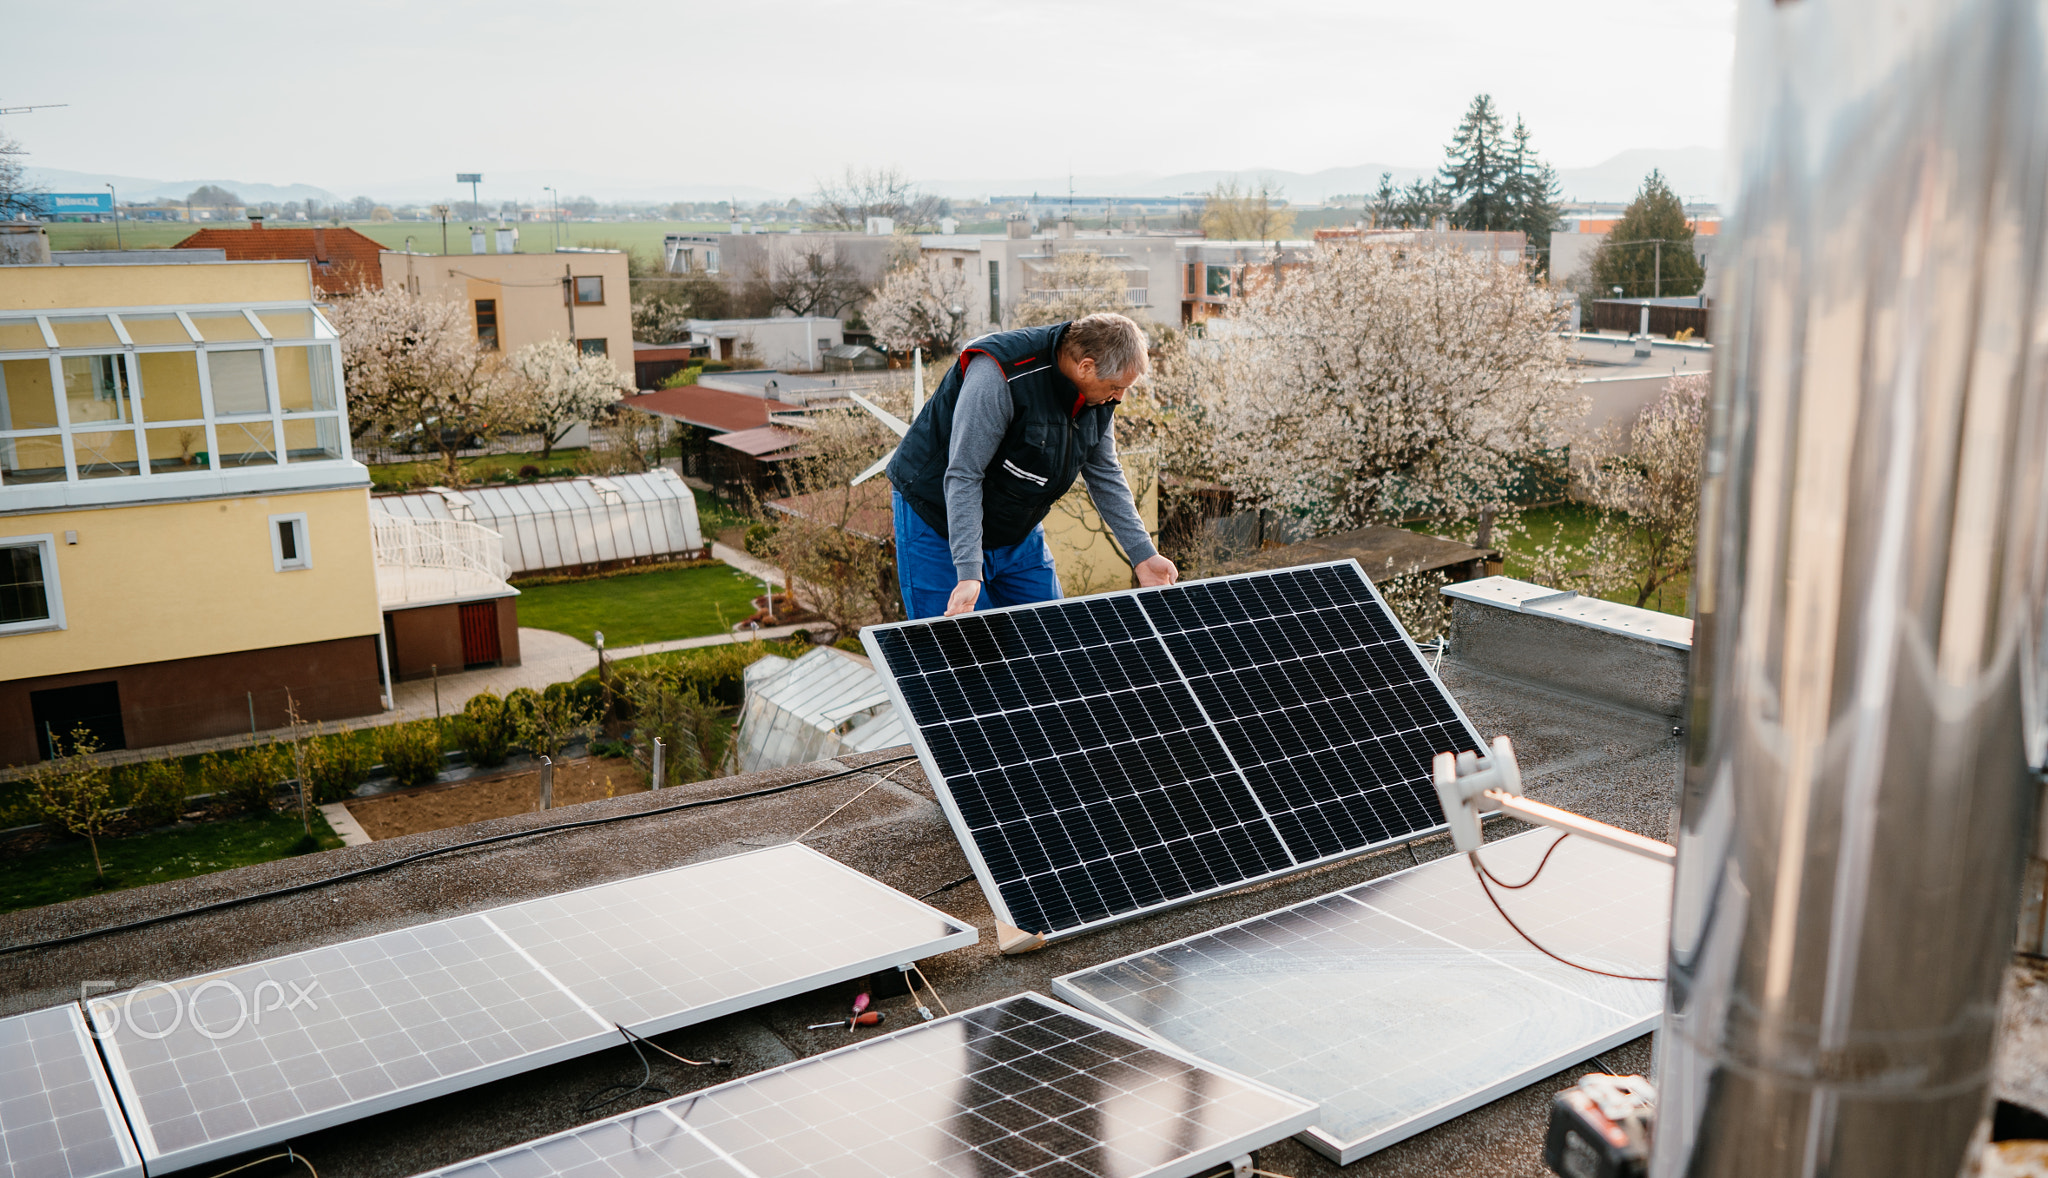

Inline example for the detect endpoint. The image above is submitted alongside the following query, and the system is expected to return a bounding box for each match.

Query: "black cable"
[917,873,975,901]
[579,1026,671,1114]
[0,754,917,956]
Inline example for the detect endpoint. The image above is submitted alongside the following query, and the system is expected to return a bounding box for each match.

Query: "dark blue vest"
[887,323,1118,551]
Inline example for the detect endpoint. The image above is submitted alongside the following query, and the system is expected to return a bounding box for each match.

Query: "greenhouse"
[372,469,703,576]
[735,646,907,773]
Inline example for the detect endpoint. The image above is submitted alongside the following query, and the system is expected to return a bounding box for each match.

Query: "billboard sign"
[34,192,114,215]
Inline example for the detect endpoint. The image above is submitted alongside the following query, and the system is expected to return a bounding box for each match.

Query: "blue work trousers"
[893,490,1061,620]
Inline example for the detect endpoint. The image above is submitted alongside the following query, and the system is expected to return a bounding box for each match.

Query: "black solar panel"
[863,560,1484,943]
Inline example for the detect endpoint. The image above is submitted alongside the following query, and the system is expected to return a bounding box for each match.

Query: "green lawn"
[1420,502,1691,617]
[50,219,819,268]
[0,811,342,915]
[514,563,766,646]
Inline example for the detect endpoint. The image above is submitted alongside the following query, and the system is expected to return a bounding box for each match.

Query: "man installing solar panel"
[887,312,1178,619]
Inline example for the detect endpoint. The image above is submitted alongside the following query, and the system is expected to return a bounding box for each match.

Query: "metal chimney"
[1655,1,2048,1175]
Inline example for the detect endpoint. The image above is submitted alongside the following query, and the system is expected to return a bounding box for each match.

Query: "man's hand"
[1135,554,1179,587]
[945,580,983,617]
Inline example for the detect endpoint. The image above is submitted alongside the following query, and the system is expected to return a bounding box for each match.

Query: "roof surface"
[1,602,2036,1177]
[618,386,805,432]
[172,226,386,295]
[764,481,892,541]
[1217,523,1497,580]
[710,424,804,458]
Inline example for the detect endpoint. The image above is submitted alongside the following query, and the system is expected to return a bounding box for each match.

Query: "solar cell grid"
[414,994,1316,1178]
[1054,832,1669,1164]
[0,1006,142,1178]
[865,560,1484,943]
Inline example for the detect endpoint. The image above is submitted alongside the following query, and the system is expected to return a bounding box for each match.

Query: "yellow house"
[0,260,386,765]
[377,248,633,366]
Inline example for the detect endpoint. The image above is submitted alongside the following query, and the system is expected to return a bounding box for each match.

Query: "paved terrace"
[3,610,2040,1177]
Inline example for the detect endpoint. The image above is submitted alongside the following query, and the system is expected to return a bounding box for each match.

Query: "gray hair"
[1059,313,1149,382]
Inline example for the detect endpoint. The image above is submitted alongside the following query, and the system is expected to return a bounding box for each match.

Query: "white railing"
[372,513,512,607]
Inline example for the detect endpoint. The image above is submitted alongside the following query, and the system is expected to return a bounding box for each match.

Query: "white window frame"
[270,512,311,571]
[0,532,65,635]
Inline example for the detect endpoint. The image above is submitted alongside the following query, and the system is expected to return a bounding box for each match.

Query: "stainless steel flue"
[1655,1,2048,1174]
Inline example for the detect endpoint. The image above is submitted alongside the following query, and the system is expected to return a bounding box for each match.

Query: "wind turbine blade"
[851,447,896,486]
[849,392,911,438]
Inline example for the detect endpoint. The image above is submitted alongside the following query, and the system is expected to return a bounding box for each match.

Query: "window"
[988,260,1001,326]
[1206,264,1233,297]
[271,513,310,571]
[573,276,605,305]
[577,338,609,358]
[473,299,499,351]
[0,535,63,633]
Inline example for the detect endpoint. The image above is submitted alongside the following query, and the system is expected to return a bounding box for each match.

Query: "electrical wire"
[198,1150,317,1178]
[917,873,975,901]
[790,760,922,843]
[1476,832,1571,889]
[910,963,951,1017]
[1468,854,1662,983]
[579,1022,734,1115]
[0,754,917,956]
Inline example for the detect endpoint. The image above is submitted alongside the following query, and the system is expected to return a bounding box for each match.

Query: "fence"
[1590,299,1712,339]
[372,514,513,607]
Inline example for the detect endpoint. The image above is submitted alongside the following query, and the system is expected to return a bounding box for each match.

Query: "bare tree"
[758,410,904,633]
[811,166,946,233]
[0,131,43,220]
[186,184,243,209]
[765,241,866,318]
[1201,177,1295,240]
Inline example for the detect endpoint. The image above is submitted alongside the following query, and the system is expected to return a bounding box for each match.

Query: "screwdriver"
[809,1011,885,1030]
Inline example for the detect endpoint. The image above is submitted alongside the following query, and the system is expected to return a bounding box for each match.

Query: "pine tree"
[1369,172,1398,229]
[1439,94,1512,231]
[1505,117,1561,273]
[1589,170,1705,298]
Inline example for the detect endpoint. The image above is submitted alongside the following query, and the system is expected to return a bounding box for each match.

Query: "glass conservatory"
[0,303,350,493]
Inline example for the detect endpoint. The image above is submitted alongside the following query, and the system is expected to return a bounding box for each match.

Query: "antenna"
[0,103,68,116]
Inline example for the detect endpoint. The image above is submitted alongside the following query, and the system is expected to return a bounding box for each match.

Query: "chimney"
[1007,214,1030,240]
[312,228,328,263]
[247,214,264,230]
[1057,218,1075,239]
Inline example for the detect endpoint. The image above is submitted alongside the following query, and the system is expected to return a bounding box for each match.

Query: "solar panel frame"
[413,992,1320,1178]
[1052,831,1669,1164]
[861,559,1486,945]
[0,1004,144,1178]
[86,845,978,1174]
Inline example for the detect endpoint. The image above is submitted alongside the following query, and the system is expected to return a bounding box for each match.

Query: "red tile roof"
[619,386,805,433]
[171,226,387,295]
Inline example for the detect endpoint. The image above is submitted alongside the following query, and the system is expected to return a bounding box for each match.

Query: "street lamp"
[105,183,120,249]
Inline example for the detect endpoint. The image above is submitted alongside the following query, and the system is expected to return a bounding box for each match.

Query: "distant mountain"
[23,167,337,205]
[20,146,1725,211]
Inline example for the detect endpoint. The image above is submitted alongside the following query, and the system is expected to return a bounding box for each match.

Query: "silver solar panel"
[486,843,978,1032]
[1053,831,1669,1164]
[88,845,978,1173]
[417,993,1318,1178]
[0,1005,142,1178]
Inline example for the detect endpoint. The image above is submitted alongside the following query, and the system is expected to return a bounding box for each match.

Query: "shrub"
[744,522,778,559]
[454,692,518,767]
[304,727,375,803]
[202,743,285,814]
[122,759,189,827]
[519,464,541,479]
[29,726,117,877]
[521,686,596,759]
[625,680,733,787]
[379,722,444,788]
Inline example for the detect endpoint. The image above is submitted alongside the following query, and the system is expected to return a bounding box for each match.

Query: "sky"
[6,0,1735,198]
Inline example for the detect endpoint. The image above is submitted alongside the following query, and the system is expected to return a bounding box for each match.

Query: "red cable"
[1468,853,1663,983]
[1477,831,1572,889]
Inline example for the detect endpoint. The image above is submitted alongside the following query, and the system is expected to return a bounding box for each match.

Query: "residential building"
[951,224,1184,334]
[175,224,389,297]
[687,317,842,370]
[1184,230,1524,324]
[0,260,385,764]
[378,247,632,364]
[661,231,897,302]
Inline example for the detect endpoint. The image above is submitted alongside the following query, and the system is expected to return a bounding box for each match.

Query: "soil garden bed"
[344,755,647,840]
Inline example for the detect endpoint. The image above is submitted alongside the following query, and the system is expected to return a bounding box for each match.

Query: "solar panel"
[862,559,1484,946]
[485,843,978,1032]
[1053,831,1669,1164]
[88,845,978,1173]
[0,1005,142,1178]
[417,993,1318,1178]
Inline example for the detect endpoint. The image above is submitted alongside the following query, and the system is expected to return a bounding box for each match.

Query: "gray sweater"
[942,354,1158,582]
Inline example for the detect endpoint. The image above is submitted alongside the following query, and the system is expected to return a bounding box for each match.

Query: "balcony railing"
[372,513,512,608]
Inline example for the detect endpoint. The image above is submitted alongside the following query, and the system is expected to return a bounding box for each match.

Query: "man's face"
[1072,357,1143,406]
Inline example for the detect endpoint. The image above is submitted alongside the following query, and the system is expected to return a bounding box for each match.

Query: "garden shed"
[734,646,905,772]
[373,470,704,577]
